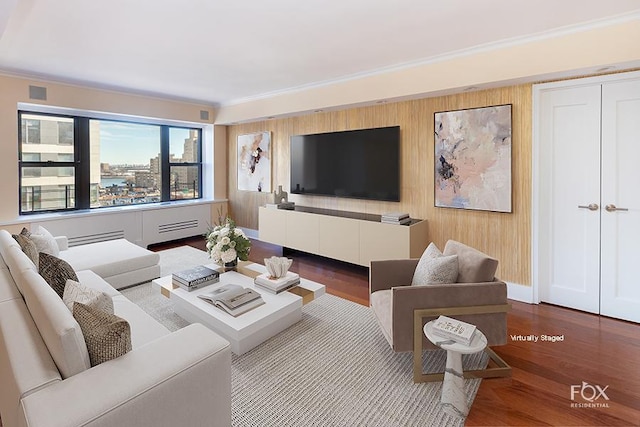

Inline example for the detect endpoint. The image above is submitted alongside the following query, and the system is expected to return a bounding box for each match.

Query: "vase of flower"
[205,217,251,270]
[224,258,238,272]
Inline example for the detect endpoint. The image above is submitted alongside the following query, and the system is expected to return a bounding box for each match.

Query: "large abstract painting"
[434,104,512,212]
[237,131,271,192]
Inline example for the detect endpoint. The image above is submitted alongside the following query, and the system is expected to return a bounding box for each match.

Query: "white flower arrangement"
[205,217,251,265]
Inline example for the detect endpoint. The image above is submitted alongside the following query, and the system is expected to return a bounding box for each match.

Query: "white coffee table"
[423,321,487,418]
[152,261,325,355]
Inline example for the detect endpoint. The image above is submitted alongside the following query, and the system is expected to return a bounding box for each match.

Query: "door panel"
[600,80,640,323]
[538,85,601,313]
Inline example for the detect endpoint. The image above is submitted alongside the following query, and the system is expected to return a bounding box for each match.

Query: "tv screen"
[290,126,400,202]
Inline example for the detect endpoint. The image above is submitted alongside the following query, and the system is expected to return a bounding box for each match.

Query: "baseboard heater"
[68,230,125,247]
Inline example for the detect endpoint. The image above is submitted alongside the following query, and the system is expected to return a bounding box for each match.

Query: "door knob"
[578,203,599,211]
[605,204,629,212]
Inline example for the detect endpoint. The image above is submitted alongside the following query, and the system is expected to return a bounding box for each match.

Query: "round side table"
[423,320,487,418]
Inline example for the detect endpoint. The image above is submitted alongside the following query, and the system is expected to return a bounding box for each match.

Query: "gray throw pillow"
[12,232,39,269]
[39,252,78,298]
[73,302,132,367]
[412,242,459,286]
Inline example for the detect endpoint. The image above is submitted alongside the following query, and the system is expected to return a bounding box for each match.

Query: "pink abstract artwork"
[434,105,512,212]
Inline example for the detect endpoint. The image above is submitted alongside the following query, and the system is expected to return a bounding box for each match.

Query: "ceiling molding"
[222,10,640,108]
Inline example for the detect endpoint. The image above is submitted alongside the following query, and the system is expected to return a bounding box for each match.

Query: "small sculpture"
[264,256,293,279]
[273,185,288,204]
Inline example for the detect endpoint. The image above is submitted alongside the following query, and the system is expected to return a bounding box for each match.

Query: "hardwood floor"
[151,237,640,426]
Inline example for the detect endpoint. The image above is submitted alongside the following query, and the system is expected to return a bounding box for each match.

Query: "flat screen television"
[290,126,400,202]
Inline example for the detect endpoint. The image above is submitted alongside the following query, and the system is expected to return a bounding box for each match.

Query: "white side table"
[423,321,487,418]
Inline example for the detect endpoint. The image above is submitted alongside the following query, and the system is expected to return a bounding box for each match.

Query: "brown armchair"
[369,240,511,382]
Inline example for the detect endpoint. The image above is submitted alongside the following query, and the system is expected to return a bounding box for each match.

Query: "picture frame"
[434,104,512,212]
[237,131,271,192]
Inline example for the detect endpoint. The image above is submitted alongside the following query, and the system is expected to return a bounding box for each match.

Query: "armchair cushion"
[443,240,498,283]
[411,243,458,286]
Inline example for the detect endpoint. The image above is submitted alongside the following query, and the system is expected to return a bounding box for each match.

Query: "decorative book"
[173,265,219,287]
[198,284,264,317]
[431,315,477,346]
[254,272,300,293]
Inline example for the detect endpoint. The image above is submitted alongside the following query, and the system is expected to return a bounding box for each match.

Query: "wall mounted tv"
[290,126,400,202]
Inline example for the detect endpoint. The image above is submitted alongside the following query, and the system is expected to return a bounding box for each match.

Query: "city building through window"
[18,111,203,214]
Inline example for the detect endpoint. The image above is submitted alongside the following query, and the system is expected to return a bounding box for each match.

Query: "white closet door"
[538,85,601,313]
[600,79,640,323]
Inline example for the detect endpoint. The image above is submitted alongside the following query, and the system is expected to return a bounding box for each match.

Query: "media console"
[258,206,428,267]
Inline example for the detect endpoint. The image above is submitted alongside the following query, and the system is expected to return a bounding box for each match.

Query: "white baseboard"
[506,281,535,303]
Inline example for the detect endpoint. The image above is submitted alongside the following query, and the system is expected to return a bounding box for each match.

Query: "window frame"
[18,110,204,215]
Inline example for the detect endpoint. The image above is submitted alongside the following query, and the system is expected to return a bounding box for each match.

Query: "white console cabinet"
[258,206,428,267]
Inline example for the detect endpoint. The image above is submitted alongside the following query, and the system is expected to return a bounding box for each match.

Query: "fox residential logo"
[570,381,610,408]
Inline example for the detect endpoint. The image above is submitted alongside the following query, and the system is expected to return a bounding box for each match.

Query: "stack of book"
[172,265,219,291]
[254,271,300,294]
[198,284,264,317]
[381,212,411,225]
[431,315,477,346]
[265,202,295,210]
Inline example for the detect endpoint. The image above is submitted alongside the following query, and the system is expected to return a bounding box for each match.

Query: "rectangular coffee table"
[152,261,325,355]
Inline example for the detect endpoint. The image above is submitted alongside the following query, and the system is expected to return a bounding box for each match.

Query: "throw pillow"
[29,225,60,256]
[73,302,132,367]
[39,252,78,298]
[63,279,114,314]
[411,242,459,286]
[12,233,39,269]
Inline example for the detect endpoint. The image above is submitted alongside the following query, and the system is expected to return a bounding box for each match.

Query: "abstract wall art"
[434,104,512,212]
[237,131,271,192]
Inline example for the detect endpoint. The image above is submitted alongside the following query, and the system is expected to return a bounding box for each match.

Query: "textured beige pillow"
[12,232,39,269]
[73,302,132,366]
[63,280,114,314]
[411,242,459,285]
[39,252,78,298]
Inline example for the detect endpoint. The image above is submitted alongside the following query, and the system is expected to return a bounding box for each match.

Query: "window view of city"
[94,121,200,207]
[19,113,202,214]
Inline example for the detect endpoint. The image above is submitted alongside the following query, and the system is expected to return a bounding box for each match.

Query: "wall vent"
[29,85,47,100]
[158,219,199,234]
[68,230,125,247]
[200,110,210,121]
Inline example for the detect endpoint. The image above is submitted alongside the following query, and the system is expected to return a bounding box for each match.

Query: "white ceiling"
[1,0,639,107]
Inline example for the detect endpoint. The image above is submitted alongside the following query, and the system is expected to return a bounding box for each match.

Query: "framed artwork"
[434,104,512,212]
[237,131,271,192]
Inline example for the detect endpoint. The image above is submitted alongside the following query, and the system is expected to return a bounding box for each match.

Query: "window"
[19,113,76,212]
[169,128,201,200]
[19,111,203,214]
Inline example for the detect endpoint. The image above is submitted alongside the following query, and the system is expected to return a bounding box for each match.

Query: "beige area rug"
[122,246,487,427]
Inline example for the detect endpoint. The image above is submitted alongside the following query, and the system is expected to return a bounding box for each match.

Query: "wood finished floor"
[151,237,640,426]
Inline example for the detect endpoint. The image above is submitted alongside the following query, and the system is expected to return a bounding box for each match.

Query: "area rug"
[122,246,487,427]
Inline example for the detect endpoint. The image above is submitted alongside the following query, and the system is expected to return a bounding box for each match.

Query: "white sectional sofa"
[0,230,232,427]
[54,236,161,290]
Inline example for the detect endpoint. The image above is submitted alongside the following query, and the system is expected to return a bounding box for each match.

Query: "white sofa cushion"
[112,295,170,348]
[19,269,91,379]
[75,270,122,298]
[59,239,160,280]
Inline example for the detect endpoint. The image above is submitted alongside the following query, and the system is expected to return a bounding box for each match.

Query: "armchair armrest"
[391,281,508,352]
[19,324,231,427]
[369,259,419,294]
[54,236,68,251]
